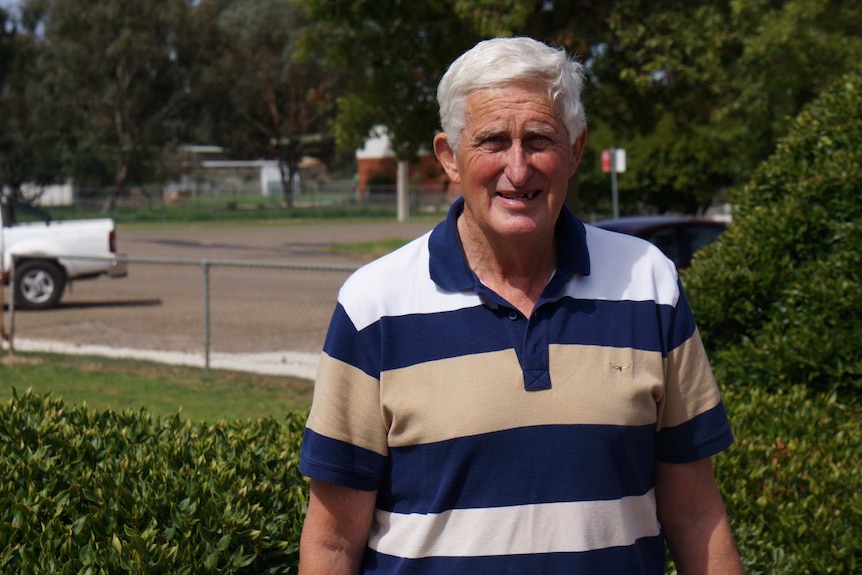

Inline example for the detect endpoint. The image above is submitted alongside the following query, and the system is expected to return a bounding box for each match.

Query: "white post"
[610,146,619,219]
[397,160,409,222]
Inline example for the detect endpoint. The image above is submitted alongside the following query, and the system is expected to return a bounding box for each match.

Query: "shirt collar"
[429,196,591,293]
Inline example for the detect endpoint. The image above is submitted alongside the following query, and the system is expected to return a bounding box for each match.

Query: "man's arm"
[655,457,744,575]
[299,479,378,575]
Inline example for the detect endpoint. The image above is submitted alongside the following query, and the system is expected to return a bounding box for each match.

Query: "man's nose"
[503,143,531,186]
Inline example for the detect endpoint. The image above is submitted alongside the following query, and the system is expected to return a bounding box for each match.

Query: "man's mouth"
[497,191,540,201]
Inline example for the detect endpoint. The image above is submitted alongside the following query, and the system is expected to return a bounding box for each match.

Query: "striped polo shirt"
[300,198,733,574]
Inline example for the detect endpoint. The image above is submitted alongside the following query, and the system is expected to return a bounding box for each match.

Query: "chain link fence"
[38,182,454,224]
[2,254,358,379]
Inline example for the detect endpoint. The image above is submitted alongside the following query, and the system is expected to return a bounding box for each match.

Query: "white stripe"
[341,226,681,332]
[369,490,659,559]
[339,232,482,331]
[580,226,680,306]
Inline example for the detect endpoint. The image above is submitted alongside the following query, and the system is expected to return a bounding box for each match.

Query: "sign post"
[602,147,626,219]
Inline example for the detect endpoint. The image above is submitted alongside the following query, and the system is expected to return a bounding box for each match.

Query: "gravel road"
[3,219,437,377]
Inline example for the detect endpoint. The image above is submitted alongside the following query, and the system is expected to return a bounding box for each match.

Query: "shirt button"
[508,311,519,320]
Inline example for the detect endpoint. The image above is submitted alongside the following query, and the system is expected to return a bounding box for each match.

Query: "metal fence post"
[5,256,16,355]
[202,260,211,371]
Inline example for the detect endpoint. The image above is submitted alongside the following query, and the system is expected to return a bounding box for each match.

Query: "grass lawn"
[0,351,313,423]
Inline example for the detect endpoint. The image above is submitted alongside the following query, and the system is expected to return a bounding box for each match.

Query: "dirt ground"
[3,219,437,357]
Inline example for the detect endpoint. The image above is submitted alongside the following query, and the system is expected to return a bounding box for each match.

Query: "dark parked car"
[591,215,727,269]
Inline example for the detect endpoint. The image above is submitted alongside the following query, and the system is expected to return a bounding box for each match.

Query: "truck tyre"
[14,259,66,309]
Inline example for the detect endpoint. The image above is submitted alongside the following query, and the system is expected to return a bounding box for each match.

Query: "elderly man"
[299,37,743,574]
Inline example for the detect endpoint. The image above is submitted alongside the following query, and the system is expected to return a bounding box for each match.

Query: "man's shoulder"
[337,231,479,331]
[575,224,680,306]
[342,232,433,297]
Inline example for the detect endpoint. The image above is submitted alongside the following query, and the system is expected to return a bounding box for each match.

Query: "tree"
[294,0,616,159]
[294,0,621,212]
[190,0,339,207]
[295,0,479,162]
[19,0,199,208]
[1,8,71,200]
[684,70,862,395]
[600,0,862,211]
[0,6,24,193]
[295,0,862,215]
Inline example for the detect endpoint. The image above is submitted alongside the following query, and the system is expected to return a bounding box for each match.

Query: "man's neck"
[457,214,556,316]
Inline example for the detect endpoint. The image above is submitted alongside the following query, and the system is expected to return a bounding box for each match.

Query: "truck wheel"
[14,260,67,309]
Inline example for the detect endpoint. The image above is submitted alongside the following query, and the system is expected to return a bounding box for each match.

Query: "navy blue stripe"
[376,424,656,514]
[378,306,511,371]
[363,534,666,574]
[325,282,697,377]
[657,401,734,463]
[357,299,689,374]
[548,298,681,354]
[323,303,382,378]
[668,282,698,352]
[299,428,387,491]
[554,203,592,278]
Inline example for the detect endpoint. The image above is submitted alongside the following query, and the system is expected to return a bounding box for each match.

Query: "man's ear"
[568,129,588,177]
[433,133,461,183]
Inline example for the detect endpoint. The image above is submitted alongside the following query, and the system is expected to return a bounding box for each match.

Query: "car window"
[1,197,53,226]
[645,228,682,267]
[687,225,725,253]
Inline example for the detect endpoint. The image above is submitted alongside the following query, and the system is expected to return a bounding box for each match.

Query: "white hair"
[437,37,587,152]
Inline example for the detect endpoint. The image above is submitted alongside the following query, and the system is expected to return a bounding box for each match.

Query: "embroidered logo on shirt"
[609,362,632,372]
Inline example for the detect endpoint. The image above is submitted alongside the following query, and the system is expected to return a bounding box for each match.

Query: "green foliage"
[0,11,69,190]
[685,72,862,394]
[452,0,533,37]
[604,0,862,183]
[15,0,199,192]
[0,389,308,574]
[3,383,860,574]
[295,0,483,160]
[7,0,861,217]
[200,0,334,163]
[716,384,862,574]
[616,111,735,214]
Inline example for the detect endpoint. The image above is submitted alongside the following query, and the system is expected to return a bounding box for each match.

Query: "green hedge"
[716,384,862,574]
[2,387,860,573]
[0,389,307,574]
[684,71,862,394]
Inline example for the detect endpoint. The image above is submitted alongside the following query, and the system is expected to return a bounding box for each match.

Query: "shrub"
[716,384,862,574]
[685,72,862,394]
[1,388,860,573]
[0,389,308,574]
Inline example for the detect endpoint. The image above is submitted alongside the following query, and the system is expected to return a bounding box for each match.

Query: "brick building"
[355,128,455,197]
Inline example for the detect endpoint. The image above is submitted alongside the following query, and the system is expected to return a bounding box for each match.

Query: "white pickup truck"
[1,195,128,309]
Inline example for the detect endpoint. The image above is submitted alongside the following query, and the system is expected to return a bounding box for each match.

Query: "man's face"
[436,82,585,243]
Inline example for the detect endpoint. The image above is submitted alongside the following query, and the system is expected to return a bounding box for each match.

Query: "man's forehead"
[464,87,560,117]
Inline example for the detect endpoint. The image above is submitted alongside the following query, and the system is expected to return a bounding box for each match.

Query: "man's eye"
[478,137,506,149]
[526,136,554,150]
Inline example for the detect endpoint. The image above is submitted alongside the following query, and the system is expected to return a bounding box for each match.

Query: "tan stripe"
[659,329,721,429]
[381,345,666,447]
[306,353,389,456]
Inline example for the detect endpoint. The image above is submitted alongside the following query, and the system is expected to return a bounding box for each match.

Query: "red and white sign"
[601,148,626,173]
[601,149,611,173]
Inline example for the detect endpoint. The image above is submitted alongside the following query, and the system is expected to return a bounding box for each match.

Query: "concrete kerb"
[6,337,321,380]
